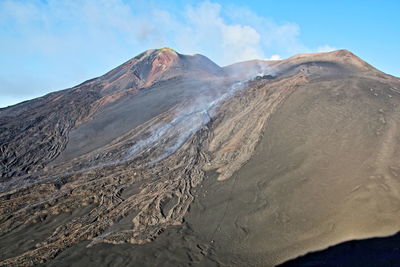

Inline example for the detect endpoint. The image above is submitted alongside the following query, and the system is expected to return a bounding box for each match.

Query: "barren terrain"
[1,48,400,266]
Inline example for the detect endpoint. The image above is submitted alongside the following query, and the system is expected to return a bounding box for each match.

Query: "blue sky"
[0,0,399,107]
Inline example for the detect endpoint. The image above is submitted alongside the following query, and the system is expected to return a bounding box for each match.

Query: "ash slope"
[0,47,225,181]
[1,49,400,266]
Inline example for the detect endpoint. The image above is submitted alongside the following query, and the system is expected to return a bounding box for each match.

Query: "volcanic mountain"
[1,48,400,266]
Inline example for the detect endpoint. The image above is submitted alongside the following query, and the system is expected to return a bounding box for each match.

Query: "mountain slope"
[0,48,225,181]
[1,49,400,266]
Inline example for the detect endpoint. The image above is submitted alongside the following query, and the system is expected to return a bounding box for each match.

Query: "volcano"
[1,48,400,266]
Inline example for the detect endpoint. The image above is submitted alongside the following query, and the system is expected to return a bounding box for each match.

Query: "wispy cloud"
[316,45,338,53]
[268,55,282,60]
[0,0,334,107]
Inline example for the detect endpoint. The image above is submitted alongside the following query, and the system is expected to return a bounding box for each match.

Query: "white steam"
[125,63,274,165]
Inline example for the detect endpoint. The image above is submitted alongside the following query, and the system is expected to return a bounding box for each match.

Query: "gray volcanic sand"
[30,76,400,266]
[0,204,96,262]
[54,78,221,163]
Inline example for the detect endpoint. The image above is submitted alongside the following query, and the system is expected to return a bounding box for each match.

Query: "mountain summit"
[99,48,224,92]
[1,48,400,266]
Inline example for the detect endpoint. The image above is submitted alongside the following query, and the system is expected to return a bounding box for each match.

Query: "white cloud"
[223,5,309,55]
[316,45,337,53]
[268,55,282,60]
[175,1,265,65]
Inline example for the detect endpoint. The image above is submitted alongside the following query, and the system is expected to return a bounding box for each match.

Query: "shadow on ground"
[280,231,400,267]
